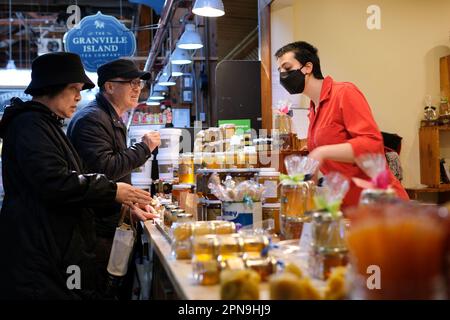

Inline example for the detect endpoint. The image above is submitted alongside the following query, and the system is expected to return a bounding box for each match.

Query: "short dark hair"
[27,84,68,98]
[275,41,324,79]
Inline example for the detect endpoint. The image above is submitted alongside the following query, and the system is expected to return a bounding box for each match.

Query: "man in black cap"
[67,58,160,299]
[0,52,152,299]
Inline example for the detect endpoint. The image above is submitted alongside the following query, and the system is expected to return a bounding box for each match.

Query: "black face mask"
[280,66,306,95]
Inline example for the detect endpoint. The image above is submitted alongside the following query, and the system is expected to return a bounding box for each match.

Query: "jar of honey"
[170,222,193,241]
[216,234,243,260]
[309,211,349,279]
[220,124,236,139]
[257,170,280,203]
[205,200,222,221]
[192,221,216,236]
[179,153,195,184]
[262,203,281,235]
[281,215,304,240]
[171,239,192,260]
[172,184,193,205]
[211,220,236,234]
[280,182,308,218]
[241,234,270,258]
[191,235,220,285]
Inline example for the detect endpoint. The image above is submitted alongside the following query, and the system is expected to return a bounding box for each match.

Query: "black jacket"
[0,98,117,299]
[67,93,151,238]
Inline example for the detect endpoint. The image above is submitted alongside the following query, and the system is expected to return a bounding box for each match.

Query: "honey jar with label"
[257,170,280,203]
[179,153,195,184]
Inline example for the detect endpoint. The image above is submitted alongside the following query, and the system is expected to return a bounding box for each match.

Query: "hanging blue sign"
[63,12,136,72]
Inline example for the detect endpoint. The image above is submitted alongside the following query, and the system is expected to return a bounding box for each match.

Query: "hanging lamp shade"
[148,91,165,100]
[146,100,161,106]
[153,83,169,93]
[162,64,183,77]
[171,47,192,65]
[177,24,203,50]
[157,71,176,86]
[192,0,225,17]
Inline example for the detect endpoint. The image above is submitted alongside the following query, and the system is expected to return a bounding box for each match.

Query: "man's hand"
[142,131,161,152]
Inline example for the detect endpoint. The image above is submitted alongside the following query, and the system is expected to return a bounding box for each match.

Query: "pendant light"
[171,47,192,65]
[192,0,225,17]
[177,24,203,50]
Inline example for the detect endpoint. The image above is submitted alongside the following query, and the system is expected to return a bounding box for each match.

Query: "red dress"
[307,76,409,208]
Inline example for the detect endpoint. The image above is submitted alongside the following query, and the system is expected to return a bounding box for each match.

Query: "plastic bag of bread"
[220,269,260,300]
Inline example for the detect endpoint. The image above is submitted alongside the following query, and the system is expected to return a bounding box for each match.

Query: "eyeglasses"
[108,79,146,89]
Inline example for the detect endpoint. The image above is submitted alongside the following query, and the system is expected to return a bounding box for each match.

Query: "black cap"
[97,59,150,87]
[25,52,95,94]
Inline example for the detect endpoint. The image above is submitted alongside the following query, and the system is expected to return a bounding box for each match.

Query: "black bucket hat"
[97,59,151,87]
[24,52,95,94]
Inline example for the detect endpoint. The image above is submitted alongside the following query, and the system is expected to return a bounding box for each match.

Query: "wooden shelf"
[406,185,450,193]
[420,125,450,131]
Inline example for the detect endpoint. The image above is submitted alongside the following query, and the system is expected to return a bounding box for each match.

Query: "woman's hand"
[115,182,151,207]
[307,146,325,168]
[130,203,159,222]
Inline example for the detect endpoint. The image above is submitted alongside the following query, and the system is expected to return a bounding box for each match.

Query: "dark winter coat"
[67,93,151,238]
[0,98,117,299]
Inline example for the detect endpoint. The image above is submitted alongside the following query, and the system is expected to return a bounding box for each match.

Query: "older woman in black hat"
[0,52,152,300]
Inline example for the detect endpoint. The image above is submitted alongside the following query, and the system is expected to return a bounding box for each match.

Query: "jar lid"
[205,200,222,204]
[220,123,236,128]
[262,203,281,208]
[258,171,280,177]
[180,152,193,157]
[172,184,193,190]
[177,213,193,218]
[258,168,277,172]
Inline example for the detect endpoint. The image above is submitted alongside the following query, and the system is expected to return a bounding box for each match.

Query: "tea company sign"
[63,12,136,72]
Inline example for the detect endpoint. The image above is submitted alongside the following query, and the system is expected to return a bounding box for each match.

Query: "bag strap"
[118,205,137,234]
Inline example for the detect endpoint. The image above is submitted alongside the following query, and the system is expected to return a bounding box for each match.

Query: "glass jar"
[212,220,236,234]
[241,234,270,258]
[192,221,216,236]
[215,152,226,169]
[205,200,222,221]
[170,208,185,225]
[309,211,349,280]
[164,204,178,227]
[171,239,192,260]
[281,215,304,240]
[217,234,243,260]
[204,127,222,143]
[262,203,281,235]
[304,180,317,212]
[220,124,236,139]
[257,170,280,203]
[172,184,193,205]
[244,151,257,168]
[177,213,194,223]
[359,188,396,205]
[244,256,277,281]
[191,235,220,285]
[280,183,308,218]
[170,222,193,241]
[274,113,292,134]
[179,153,195,184]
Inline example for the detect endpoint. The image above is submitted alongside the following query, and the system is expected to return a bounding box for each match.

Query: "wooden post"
[440,55,450,99]
[419,126,440,187]
[259,0,272,132]
[137,5,152,71]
